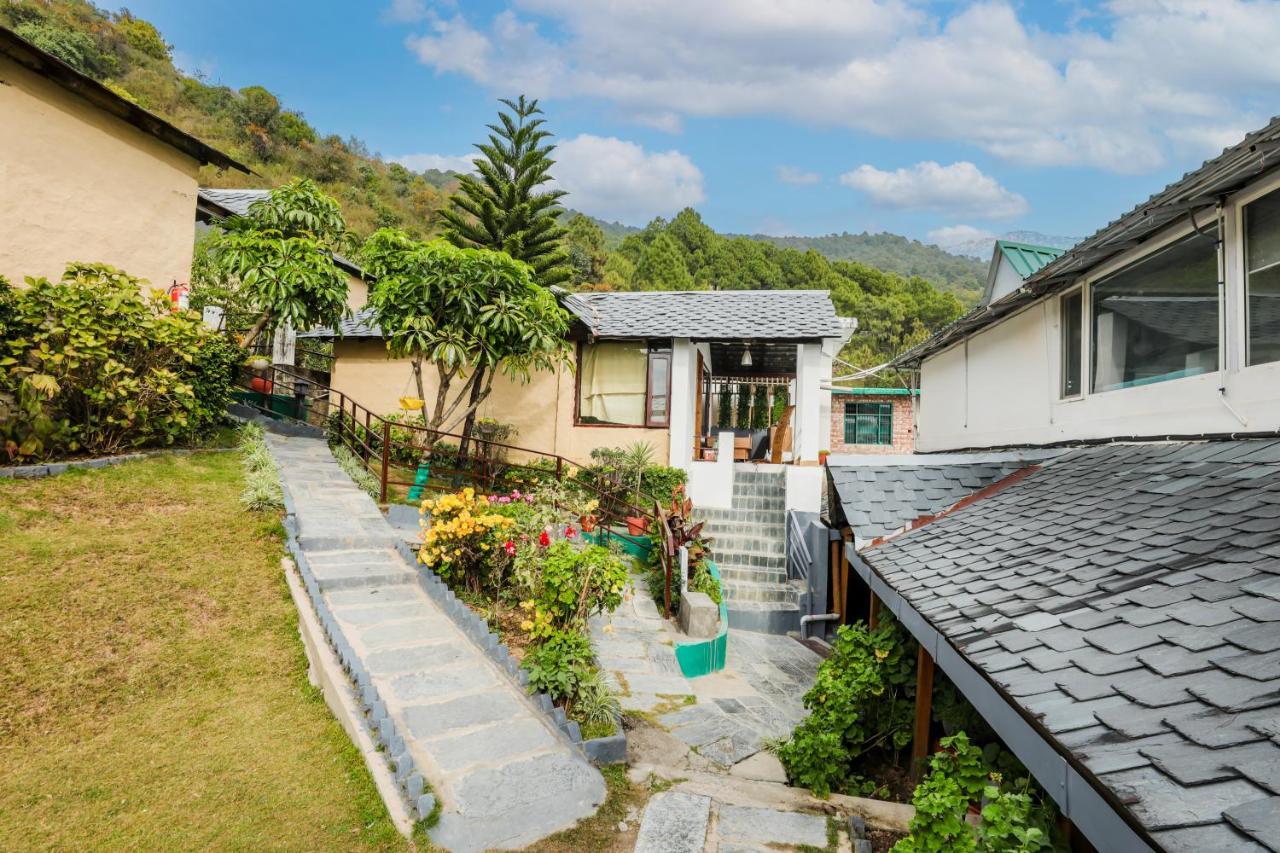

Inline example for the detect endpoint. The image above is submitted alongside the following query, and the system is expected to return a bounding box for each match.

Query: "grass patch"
[0,452,406,850]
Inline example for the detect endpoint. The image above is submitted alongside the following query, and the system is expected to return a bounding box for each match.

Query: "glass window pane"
[845,402,892,445]
[1245,189,1280,365]
[647,351,670,426]
[1061,291,1082,397]
[578,342,648,426]
[1091,227,1219,393]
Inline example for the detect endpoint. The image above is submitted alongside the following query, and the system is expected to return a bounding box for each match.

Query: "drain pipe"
[799,612,840,640]
[1208,202,1249,429]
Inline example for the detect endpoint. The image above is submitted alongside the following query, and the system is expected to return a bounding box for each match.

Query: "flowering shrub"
[518,541,627,639]
[419,487,514,593]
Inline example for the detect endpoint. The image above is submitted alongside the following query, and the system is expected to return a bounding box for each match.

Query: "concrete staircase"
[699,468,802,635]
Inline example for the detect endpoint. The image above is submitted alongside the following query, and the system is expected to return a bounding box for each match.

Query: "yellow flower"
[520,620,534,631]
[874,649,889,661]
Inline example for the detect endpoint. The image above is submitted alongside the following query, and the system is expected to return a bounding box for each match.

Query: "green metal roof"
[996,240,1066,279]
[831,387,919,396]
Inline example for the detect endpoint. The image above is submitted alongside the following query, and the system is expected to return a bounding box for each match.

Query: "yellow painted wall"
[331,339,669,465]
[346,273,368,311]
[0,55,204,292]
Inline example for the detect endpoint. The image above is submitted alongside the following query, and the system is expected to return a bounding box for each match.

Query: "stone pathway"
[635,792,832,853]
[268,434,605,852]
[592,575,821,776]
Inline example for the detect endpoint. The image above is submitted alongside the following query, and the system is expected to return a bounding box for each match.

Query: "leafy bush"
[332,445,380,501]
[519,541,627,639]
[520,628,594,703]
[419,488,515,593]
[0,264,240,461]
[777,615,917,797]
[573,667,622,727]
[640,464,686,504]
[689,562,722,605]
[892,733,1060,853]
[15,21,113,76]
[238,423,283,511]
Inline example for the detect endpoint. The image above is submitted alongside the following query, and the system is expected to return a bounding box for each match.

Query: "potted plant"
[622,442,654,535]
[578,498,600,533]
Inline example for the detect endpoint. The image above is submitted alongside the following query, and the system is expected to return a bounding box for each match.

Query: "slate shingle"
[857,439,1280,851]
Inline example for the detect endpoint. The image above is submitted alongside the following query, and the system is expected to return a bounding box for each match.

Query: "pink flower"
[499,496,511,504]
[511,490,522,499]
[565,525,577,539]
[538,530,551,547]
[503,540,517,556]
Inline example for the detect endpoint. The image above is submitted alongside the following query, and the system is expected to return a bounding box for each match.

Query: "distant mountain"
[560,209,639,250]
[746,231,987,298]
[933,230,1079,260]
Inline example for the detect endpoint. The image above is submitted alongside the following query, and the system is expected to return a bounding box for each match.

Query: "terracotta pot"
[580,514,598,533]
[625,515,648,536]
[250,376,274,394]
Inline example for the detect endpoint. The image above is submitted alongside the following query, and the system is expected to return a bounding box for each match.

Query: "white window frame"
[1228,169,1280,371]
[1057,286,1085,401]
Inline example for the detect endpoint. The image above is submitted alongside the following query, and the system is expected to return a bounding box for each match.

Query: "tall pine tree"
[439,96,571,287]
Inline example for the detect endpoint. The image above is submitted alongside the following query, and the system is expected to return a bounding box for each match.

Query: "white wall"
[918,187,1280,451]
[668,338,698,468]
[793,342,824,462]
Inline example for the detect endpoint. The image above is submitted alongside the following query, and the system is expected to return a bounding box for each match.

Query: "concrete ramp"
[267,434,605,851]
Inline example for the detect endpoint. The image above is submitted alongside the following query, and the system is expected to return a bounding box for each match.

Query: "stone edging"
[280,489,436,825]
[390,537,628,764]
[0,447,235,480]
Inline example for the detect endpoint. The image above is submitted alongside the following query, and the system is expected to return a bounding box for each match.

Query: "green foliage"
[196,179,351,347]
[360,231,570,433]
[238,423,283,511]
[332,445,380,500]
[0,263,237,461]
[520,628,594,703]
[115,13,169,60]
[565,214,607,286]
[892,733,1060,853]
[777,615,917,797]
[640,464,687,504]
[572,667,622,727]
[689,562,722,605]
[15,21,109,75]
[521,541,627,639]
[439,95,572,286]
[635,232,694,290]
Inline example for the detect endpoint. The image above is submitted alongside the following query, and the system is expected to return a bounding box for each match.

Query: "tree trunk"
[239,312,271,350]
[455,365,488,465]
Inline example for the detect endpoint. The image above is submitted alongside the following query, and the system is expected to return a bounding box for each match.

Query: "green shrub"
[15,21,113,76]
[892,733,1060,853]
[520,629,594,703]
[572,667,622,727]
[689,562,722,605]
[238,423,283,511]
[777,615,917,797]
[640,464,686,503]
[0,264,239,461]
[332,445,380,500]
[520,541,627,639]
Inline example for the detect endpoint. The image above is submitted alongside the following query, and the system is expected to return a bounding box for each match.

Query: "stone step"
[731,483,787,498]
[717,565,788,585]
[701,520,787,539]
[635,792,711,853]
[728,496,786,512]
[733,470,787,485]
[697,507,785,524]
[714,549,787,570]
[712,536,786,555]
[722,579,800,604]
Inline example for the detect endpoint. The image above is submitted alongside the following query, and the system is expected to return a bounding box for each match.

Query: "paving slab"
[635,792,712,853]
[717,804,829,848]
[267,433,604,852]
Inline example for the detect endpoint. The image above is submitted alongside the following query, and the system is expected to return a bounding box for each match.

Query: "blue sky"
[123,1,1280,249]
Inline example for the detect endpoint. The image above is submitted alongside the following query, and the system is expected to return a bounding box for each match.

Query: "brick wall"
[828,394,916,455]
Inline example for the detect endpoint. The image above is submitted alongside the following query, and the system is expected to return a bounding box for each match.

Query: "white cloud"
[551,134,705,224]
[926,224,997,254]
[777,166,821,186]
[394,0,1280,173]
[840,161,1028,219]
[384,0,429,23]
[391,152,478,173]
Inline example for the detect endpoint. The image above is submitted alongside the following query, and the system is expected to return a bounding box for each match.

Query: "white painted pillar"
[793,342,822,462]
[668,338,696,469]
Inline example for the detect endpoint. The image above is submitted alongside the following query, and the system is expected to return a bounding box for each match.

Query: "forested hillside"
[753,232,985,299]
[4,0,965,376]
[0,0,457,237]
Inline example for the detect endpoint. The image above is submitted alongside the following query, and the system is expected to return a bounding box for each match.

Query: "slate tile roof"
[302,290,847,341]
[828,456,1042,542]
[298,307,380,339]
[558,289,846,339]
[860,439,1280,851]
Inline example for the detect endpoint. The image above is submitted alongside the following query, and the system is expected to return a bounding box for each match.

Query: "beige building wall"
[330,339,670,466]
[345,273,368,311]
[0,54,201,291]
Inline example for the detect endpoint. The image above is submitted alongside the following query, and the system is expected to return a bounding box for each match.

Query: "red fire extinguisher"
[168,282,190,312]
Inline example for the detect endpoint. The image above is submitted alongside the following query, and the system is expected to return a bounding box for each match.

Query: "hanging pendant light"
[740,343,753,368]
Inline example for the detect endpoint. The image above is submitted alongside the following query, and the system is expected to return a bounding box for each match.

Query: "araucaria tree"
[195,178,351,348]
[358,229,570,436]
[438,96,571,287]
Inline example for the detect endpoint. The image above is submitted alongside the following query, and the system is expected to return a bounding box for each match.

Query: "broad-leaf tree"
[358,229,570,438]
[438,95,571,287]
[195,178,351,348]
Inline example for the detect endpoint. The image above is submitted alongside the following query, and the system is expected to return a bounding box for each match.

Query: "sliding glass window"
[1091,226,1219,393]
[1244,188,1280,366]
[1061,290,1083,397]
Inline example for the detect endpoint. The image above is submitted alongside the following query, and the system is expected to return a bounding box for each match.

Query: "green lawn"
[0,452,407,850]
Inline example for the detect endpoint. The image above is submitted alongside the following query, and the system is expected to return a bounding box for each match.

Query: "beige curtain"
[580,342,648,425]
